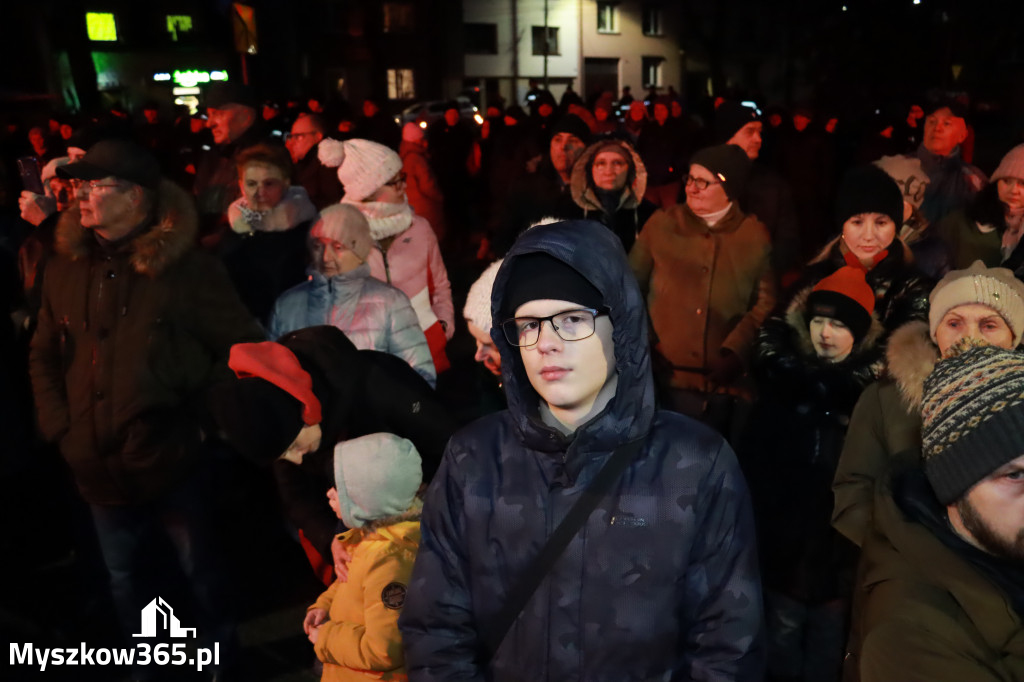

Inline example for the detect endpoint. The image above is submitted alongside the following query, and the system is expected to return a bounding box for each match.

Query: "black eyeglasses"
[284,131,318,141]
[501,308,606,347]
[684,174,723,191]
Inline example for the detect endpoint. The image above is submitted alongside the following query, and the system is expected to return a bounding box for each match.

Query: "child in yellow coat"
[303,432,422,682]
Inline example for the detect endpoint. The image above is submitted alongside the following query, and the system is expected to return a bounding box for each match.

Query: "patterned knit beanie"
[805,266,876,341]
[873,155,930,211]
[928,260,1024,347]
[921,340,1024,504]
[317,137,403,201]
[990,143,1024,183]
[332,433,422,529]
[311,204,373,261]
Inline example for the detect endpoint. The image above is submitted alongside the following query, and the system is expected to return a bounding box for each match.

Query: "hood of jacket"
[809,234,916,273]
[783,283,885,370]
[490,219,655,453]
[570,139,647,215]
[884,320,939,412]
[55,178,198,277]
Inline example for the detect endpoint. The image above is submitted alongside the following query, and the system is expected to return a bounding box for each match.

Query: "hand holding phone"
[17,156,44,195]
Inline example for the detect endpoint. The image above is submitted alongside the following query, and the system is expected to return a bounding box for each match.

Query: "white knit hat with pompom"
[318,138,403,202]
[463,259,503,333]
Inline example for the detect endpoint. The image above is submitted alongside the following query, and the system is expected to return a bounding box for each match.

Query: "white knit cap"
[318,138,403,202]
[990,143,1024,183]
[311,204,373,260]
[463,259,503,333]
[929,260,1024,347]
[332,433,422,529]
[402,121,425,143]
[873,155,930,210]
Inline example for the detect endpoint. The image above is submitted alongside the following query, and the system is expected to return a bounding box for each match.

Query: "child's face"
[326,487,342,519]
[809,316,855,363]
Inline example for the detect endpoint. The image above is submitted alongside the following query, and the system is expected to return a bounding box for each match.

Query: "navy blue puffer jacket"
[399,220,765,681]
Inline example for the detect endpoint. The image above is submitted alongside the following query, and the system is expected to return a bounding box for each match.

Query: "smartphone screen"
[17,156,44,194]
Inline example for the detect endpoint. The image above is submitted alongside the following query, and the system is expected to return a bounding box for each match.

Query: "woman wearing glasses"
[629,143,776,438]
[320,137,455,373]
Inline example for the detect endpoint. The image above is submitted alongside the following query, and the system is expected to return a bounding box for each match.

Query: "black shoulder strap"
[483,437,645,658]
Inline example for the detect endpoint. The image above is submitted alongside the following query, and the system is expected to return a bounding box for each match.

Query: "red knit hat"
[228,342,322,425]
[806,266,875,341]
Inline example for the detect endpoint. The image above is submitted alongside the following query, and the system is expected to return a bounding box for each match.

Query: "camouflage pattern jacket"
[399,220,765,681]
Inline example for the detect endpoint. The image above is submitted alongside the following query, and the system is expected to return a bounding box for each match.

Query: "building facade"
[463,0,682,109]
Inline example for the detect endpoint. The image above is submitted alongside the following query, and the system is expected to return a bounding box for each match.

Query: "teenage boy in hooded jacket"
[399,219,764,681]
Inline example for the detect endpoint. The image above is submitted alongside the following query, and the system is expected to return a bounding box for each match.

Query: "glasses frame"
[284,131,318,142]
[383,172,407,189]
[684,174,723,191]
[501,307,606,347]
[70,179,124,194]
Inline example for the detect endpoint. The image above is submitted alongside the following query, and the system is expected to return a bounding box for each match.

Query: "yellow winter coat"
[309,518,420,682]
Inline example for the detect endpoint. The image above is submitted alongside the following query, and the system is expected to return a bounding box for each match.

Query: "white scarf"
[228,186,317,234]
[694,202,733,227]
[345,199,414,240]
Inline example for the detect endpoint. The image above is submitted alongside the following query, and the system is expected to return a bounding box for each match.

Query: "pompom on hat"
[920,340,1024,504]
[928,260,1024,347]
[318,137,403,202]
[332,433,422,529]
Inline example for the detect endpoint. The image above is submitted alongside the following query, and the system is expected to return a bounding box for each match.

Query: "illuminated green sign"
[86,12,118,41]
[167,15,193,41]
[151,70,229,87]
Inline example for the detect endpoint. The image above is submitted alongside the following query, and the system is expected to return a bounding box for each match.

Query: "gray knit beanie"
[921,340,1024,504]
[928,260,1024,347]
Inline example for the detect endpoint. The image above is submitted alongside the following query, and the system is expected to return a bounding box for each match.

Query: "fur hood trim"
[570,139,648,214]
[884,320,938,412]
[784,283,885,359]
[55,179,198,277]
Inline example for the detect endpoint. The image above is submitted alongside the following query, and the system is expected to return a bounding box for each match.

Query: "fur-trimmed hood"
[783,283,885,362]
[884,320,939,412]
[55,179,198,278]
[570,138,647,215]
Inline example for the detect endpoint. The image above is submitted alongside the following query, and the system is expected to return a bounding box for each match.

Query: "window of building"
[85,12,118,41]
[531,26,559,55]
[465,23,498,55]
[383,2,415,33]
[643,5,663,36]
[166,15,193,42]
[387,69,415,100]
[642,57,664,88]
[597,3,619,34]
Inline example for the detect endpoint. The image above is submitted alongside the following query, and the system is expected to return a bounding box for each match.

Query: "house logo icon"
[132,597,197,638]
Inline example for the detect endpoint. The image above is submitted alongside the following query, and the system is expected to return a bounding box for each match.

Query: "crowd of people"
[2,80,1024,682]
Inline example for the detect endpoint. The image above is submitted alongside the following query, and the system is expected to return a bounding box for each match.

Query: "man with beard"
[845,341,1024,682]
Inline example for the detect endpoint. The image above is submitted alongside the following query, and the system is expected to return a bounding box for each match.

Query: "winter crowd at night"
[3,13,1024,682]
